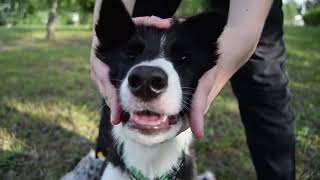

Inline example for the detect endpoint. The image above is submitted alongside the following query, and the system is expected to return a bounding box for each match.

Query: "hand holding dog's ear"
[190,0,273,138]
[190,27,260,138]
[90,37,121,125]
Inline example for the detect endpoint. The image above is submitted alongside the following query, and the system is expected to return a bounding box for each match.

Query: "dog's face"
[95,0,226,145]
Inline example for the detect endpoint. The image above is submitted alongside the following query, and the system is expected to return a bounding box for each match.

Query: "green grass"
[0,25,319,180]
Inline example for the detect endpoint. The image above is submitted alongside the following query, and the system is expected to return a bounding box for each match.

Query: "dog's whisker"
[181,103,192,111]
[110,79,122,82]
[182,93,194,96]
[181,100,190,105]
[182,91,193,93]
[181,87,196,90]
[183,106,191,112]
[182,104,192,111]
[182,99,191,105]
[97,103,108,112]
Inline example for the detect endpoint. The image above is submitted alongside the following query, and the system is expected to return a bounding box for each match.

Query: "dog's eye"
[171,43,191,63]
[177,52,191,62]
[126,50,139,60]
[180,55,188,61]
[124,42,144,60]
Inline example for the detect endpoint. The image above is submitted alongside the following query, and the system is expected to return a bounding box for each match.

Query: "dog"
[94,0,226,179]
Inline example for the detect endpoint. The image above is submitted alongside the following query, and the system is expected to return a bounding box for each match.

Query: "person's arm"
[90,0,136,124]
[190,0,274,138]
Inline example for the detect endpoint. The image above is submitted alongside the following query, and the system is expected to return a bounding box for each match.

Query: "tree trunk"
[47,0,58,39]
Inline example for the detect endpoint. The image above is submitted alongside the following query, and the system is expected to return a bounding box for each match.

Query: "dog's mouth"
[127,110,178,134]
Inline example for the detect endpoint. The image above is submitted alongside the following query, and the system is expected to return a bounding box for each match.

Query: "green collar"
[116,143,184,180]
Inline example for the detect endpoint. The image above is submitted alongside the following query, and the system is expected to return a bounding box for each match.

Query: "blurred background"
[0,0,319,179]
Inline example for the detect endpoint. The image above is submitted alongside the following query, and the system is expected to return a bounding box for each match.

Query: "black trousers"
[106,0,295,179]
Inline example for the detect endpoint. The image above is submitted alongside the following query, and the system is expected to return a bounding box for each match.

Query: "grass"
[0,25,319,180]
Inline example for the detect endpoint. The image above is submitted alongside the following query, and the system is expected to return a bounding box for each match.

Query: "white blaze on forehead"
[159,34,167,57]
[120,58,182,115]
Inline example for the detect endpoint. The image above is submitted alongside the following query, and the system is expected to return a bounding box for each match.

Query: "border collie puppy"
[94,0,226,179]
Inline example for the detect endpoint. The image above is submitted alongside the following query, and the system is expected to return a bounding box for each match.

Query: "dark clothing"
[230,1,295,179]
[130,0,295,179]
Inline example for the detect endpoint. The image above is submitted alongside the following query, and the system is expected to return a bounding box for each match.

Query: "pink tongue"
[131,113,167,126]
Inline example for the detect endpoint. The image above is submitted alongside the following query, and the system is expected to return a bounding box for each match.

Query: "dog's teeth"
[161,116,168,122]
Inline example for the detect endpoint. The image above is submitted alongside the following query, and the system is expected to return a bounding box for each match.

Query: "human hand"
[190,0,273,138]
[90,37,121,124]
[190,22,266,138]
[133,15,172,28]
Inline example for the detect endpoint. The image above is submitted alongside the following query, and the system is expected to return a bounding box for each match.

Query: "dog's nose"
[128,66,168,101]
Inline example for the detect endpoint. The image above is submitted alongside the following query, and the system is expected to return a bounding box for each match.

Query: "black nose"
[128,66,168,101]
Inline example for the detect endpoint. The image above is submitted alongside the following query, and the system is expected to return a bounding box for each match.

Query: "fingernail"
[194,131,204,139]
[110,114,118,125]
[150,15,161,20]
[110,111,115,124]
[110,107,121,125]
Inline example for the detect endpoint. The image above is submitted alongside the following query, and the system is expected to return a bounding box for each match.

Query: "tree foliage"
[304,7,320,26]
[59,0,94,13]
[0,0,45,25]
[305,0,320,10]
[0,0,94,25]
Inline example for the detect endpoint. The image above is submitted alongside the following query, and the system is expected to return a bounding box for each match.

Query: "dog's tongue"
[130,113,169,128]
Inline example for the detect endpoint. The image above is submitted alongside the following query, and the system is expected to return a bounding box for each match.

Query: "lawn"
[0,25,319,180]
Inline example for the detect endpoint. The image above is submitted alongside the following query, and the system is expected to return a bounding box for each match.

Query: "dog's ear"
[180,12,227,44]
[95,0,136,50]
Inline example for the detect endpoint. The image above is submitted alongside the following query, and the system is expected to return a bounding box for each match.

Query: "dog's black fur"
[94,0,226,179]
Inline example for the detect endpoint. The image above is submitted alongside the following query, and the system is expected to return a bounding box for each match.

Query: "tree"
[1,0,95,37]
[45,0,94,39]
[305,0,320,9]
[46,0,58,39]
[59,0,94,13]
